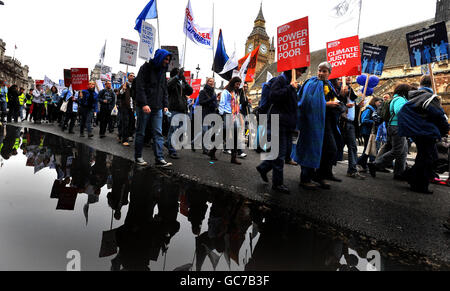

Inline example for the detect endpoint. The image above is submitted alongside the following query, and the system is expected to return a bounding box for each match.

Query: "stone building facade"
[0,39,34,89]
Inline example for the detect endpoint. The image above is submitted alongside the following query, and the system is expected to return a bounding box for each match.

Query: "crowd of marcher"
[1,48,449,196]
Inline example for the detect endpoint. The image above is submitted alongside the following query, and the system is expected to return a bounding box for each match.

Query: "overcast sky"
[0,0,437,84]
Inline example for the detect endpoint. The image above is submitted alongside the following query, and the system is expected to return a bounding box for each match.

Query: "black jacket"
[198,85,218,117]
[167,76,193,113]
[135,62,169,111]
[98,88,116,111]
[269,73,297,130]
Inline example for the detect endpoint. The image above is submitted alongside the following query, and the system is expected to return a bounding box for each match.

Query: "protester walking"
[134,49,172,167]
[295,62,344,190]
[217,77,244,165]
[398,75,450,194]
[48,86,61,124]
[118,73,136,147]
[6,85,20,123]
[166,68,193,159]
[25,89,33,122]
[337,77,365,180]
[61,88,77,134]
[256,67,306,194]
[79,82,98,138]
[368,84,411,179]
[98,81,116,138]
[0,80,7,125]
[357,97,383,172]
[32,84,46,124]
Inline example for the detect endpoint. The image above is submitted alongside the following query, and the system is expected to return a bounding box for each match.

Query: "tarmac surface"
[10,120,450,269]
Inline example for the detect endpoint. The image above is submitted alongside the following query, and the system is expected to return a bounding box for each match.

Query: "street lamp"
[196,64,200,79]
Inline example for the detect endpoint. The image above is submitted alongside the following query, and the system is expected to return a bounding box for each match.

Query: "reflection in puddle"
[0,126,425,271]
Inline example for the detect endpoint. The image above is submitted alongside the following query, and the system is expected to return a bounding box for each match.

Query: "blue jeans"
[135,108,164,161]
[257,127,290,186]
[79,107,94,134]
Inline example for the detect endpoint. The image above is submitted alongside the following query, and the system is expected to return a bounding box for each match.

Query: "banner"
[35,80,44,86]
[59,80,65,87]
[184,71,192,86]
[120,38,138,66]
[183,0,213,49]
[277,16,310,72]
[361,43,388,76]
[406,21,449,67]
[162,46,180,72]
[63,69,72,87]
[71,68,89,91]
[190,79,202,99]
[327,35,361,79]
[44,75,56,88]
[238,46,260,82]
[139,21,156,61]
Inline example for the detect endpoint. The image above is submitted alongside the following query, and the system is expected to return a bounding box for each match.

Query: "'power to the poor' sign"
[277,17,310,72]
[327,35,361,79]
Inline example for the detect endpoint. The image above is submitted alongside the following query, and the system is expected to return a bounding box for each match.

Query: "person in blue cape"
[397,75,449,194]
[294,62,344,190]
[135,48,172,168]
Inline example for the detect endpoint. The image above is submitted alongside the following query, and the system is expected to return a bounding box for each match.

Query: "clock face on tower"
[260,44,268,55]
[247,43,254,53]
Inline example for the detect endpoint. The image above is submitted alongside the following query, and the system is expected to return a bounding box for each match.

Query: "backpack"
[258,74,287,115]
[381,99,393,123]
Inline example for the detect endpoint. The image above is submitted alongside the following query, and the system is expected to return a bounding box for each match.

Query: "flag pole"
[156,0,161,49]
[212,1,215,78]
[357,0,363,36]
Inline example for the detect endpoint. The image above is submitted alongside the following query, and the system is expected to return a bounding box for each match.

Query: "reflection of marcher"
[185,184,209,236]
[107,157,133,220]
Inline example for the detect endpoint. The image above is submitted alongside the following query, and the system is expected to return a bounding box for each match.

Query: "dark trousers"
[301,124,337,182]
[119,108,133,142]
[258,128,291,186]
[63,112,77,132]
[79,107,94,134]
[7,106,19,122]
[357,134,375,168]
[344,122,358,174]
[33,103,44,122]
[406,137,437,192]
[98,109,111,136]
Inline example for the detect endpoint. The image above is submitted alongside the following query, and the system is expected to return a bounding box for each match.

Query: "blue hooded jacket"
[135,49,172,110]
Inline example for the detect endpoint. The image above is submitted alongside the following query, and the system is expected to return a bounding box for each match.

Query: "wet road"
[0,126,436,271]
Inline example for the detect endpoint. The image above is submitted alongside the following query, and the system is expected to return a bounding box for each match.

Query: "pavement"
[9,120,450,269]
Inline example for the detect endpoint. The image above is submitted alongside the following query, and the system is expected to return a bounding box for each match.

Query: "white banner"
[120,38,138,67]
[139,21,156,61]
[183,0,213,49]
[44,75,56,88]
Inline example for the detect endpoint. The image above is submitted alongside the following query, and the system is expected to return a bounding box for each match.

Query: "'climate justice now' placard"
[71,68,89,91]
[277,17,310,72]
[327,35,361,79]
[190,79,202,99]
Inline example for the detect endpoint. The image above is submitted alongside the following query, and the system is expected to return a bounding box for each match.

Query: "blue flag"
[213,30,234,81]
[134,0,158,33]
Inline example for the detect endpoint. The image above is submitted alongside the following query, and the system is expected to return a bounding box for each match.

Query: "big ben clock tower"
[245,4,275,77]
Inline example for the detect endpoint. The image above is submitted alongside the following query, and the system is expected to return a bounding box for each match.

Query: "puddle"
[0,125,435,271]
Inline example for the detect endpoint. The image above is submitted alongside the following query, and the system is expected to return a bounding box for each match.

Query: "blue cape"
[293,77,327,169]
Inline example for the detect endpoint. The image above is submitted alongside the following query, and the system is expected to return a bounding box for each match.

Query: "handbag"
[111,105,118,116]
[60,101,68,113]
